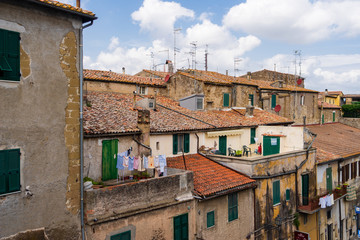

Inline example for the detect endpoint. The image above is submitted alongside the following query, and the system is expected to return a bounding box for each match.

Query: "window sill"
[0,190,21,197]
[0,79,20,88]
[273,203,281,207]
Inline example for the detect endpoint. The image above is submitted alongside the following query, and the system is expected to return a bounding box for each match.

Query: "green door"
[219,136,227,155]
[333,112,335,122]
[102,139,118,181]
[302,174,309,205]
[174,213,188,240]
[326,167,332,192]
[110,231,131,240]
[263,136,280,156]
[322,114,324,124]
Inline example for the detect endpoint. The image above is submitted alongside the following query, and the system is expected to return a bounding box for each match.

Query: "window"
[110,231,131,240]
[286,189,290,201]
[302,174,309,206]
[174,213,188,240]
[249,94,254,106]
[326,167,332,192]
[300,95,305,105]
[156,141,160,150]
[0,29,20,81]
[138,86,147,95]
[196,98,203,110]
[322,114,325,124]
[223,93,230,107]
[271,95,276,108]
[250,128,256,144]
[273,180,280,205]
[342,164,350,183]
[207,211,215,228]
[263,136,280,156]
[303,214,308,225]
[0,149,21,195]
[351,162,356,179]
[149,101,154,108]
[332,111,335,122]
[327,209,331,219]
[228,192,238,221]
[173,133,190,154]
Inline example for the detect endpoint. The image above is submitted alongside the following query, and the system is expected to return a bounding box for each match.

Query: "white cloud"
[223,0,360,44]
[131,0,194,38]
[108,37,120,50]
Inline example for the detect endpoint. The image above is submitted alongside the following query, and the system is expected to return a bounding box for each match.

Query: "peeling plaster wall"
[0,1,83,239]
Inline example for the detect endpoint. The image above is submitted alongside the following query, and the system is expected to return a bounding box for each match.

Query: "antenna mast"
[173,28,181,71]
[190,41,197,70]
[234,58,242,77]
[205,44,208,71]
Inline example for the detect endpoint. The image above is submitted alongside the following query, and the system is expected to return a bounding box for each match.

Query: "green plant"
[83,176,104,186]
[293,212,300,229]
[86,100,92,107]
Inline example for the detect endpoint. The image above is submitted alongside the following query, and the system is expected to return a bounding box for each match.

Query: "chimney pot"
[245,104,254,117]
[76,0,80,7]
[226,70,228,76]
[247,72,251,80]
[122,67,125,74]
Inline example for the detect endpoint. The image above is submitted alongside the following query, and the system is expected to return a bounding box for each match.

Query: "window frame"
[196,97,203,110]
[110,230,131,240]
[173,133,190,154]
[0,28,20,81]
[286,189,290,201]
[223,93,230,107]
[228,192,238,222]
[206,211,215,228]
[250,128,256,144]
[273,180,280,205]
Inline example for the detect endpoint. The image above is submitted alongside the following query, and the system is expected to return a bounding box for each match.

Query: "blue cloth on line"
[128,156,134,171]
[116,152,127,170]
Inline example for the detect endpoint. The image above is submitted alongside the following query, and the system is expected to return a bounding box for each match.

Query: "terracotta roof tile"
[84,69,166,87]
[307,123,360,163]
[318,101,341,109]
[167,154,255,197]
[83,92,293,135]
[177,70,232,85]
[35,0,95,16]
[139,70,170,78]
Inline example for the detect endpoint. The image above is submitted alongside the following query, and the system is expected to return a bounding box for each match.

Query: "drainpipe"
[195,133,199,153]
[80,20,93,240]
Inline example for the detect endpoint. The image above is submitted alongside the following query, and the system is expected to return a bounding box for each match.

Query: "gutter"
[80,20,94,240]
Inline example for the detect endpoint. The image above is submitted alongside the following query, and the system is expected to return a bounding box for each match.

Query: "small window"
[249,94,254,106]
[174,213,188,240]
[286,189,290,201]
[327,209,331,219]
[173,133,190,154]
[303,214,308,225]
[156,142,160,150]
[300,95,305,105]
[271,95,276,108]
[139,86,147,95]
[0,28,20,81]
[196,98,203,110]
[0,149,21,195]
[110,230,131,240]
[228,192,238,222]
[207,211,215,228]
[250,128,256,144]
[223,93,230,107]
[149,101,154,108]
[273,180,280,205]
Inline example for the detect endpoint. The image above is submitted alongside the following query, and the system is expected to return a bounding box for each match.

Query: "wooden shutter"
[0,29,20,81]
[322,114,324,124]
[0,151,7,194]
[352,162,356,179]
[249,94,254,106]
[102,140,118,181]
[173,134,178,155]
[345,164,349,182]
[273,180,280,205]
[219,136,227,155]
[223,93,229,107]
[333,112,335,122]
[326,167,332,191]
[286,189,290,201]
[271,95,276,108]
[207,211,215,228]
[174,214,188,240]
[302,174,309,205]
[184,133,190,153]
[250,128,256,144]
[342,166,345,183]
[110,231,131,240]
[263,136,280,156]
[228,193,238,221]
[8,149,20,192]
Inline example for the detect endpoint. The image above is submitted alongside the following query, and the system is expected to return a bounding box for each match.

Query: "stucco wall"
[196,189,255,240]
[0,1,82,239]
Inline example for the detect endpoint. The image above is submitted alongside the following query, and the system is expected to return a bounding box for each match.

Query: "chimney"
[76,0,80,7]
[325,89,328,95]
[133,91,137,109]
[247,72,251,80]
[137,109,151,149]
[122,67,125,74]
[226,70,228,76]
[245,102,254,117]
[166,60,174,73]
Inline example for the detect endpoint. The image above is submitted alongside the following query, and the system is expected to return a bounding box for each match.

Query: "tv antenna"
[173,28,181,71]
[234,58,242,77]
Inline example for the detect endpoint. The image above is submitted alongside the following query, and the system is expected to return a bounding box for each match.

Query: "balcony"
[298,185,347,214]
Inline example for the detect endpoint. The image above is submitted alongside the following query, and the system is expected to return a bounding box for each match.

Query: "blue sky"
[67,0,360,94]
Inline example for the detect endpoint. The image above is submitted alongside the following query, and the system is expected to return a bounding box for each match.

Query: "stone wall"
[340,117,360,129]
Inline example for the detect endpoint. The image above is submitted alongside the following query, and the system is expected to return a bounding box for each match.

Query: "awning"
[207,130,243,138]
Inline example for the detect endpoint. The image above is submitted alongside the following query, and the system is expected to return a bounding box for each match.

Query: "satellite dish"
[165,74,170,82]
[297,78,302,85]
[274,105,281,112]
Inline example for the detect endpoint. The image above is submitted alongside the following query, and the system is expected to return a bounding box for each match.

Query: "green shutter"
[102,140,118,181]
[326,167,332,192]
[263,136,280,156]
[174,213,188,240]
[223,93,229,107]
[0,29,20,81]
[286,189,290,201]
[228,192,238,221]
[184,133,190,153]
[273,180,280,205]
[173,134,178,155]
[219,136,227,155]
[0,151,7,194]
[8,149,20,192]
[322,114,324,124]
[250,128,256,144]
[249,94,254,106]
[207,211,215,228]
[333,112,335,122]
[302,174,309,205]
[271,95,276,108]
[110,231,131,240]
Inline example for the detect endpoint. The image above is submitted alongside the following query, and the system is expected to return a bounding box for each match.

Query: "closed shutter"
[8,149,20,192]
[110,231,131,240]
[223,93,229,107]
[302,174,309,205]
[174,213,188,240]
[250,128,256,144]
[326,167,332,191]
[0,29,20,81]
[322,114,324,124]
[333,112,335,122]
[271,95,276,108]
[273,180,280,205]
[228,192,238,221]
[263,136,280,156]
[0,151,7,194]
[184,133,190,153]
[286,189,290,201]
[173,134,178,155]
[207,211,215,228]
[345,164,349,182]
[249,94,254,106]
[219,136,227,155]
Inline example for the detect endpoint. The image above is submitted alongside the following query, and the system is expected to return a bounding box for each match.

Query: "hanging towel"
[159,155,166,173]
[128,157,134,171]
[329,194,334,206]
[133,156,139,170]
[116,152,127,170]
[123,156,129,169]
[319,196,326,208]
[154,155,160,168]
[159,155,166,166]
[148,156,155,169]
[143,155,149,169]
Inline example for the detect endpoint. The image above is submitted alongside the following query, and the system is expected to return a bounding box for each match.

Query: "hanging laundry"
[319,196,326,208]
[346,185,356,201]
[116,152,127,170]
[329,194,334,205]
[143,155,149,169]
[154,155,160,168]
[133,156,139,170]
[128,156,134,171]
[148,156,155,169]
[123,156,129,169]
[159,155,166,173]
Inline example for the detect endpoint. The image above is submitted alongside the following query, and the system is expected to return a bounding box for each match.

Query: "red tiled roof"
[167,154,255,197]
[318,101,341,109]
[177,70,233,85]
[307,123,360,163]
[320,91,343,96]
[84,69,166,87]
[34,0,95,17]
[138,70,170,78]
[83,92,293,135]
